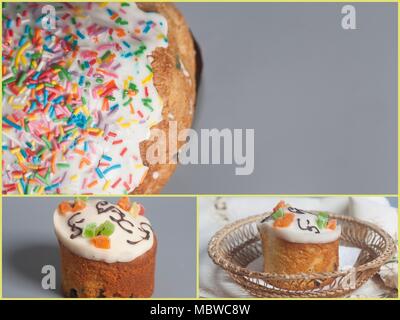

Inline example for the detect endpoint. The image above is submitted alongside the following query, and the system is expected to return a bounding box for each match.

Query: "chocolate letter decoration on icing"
[127,222,152,245]
[67,212,85,239]
[95,200,152,246]
[260,216,270,223]
[296,218,320,234]
[288,207,311,215]
[95,200,134,234]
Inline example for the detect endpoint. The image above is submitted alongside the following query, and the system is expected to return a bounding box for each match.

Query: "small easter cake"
[257,201,341,290]
[54,197,156,298]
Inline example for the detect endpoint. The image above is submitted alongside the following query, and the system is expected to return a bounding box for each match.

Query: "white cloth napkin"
[199,197,398,298]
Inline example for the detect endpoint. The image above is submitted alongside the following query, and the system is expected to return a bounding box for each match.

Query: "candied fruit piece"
[118,197,132,211]
[138,204,145,216]
[273,213,295,228]
[317,212,329,229]
[83,223,97,238]
[129,202,140,217]
[272,208,285,220]
[273,200,286,213]
[58,201,72,214]
[91,236,110,249]
[96,221,115,237]
[72,199,87,212]
[327,219,337,230]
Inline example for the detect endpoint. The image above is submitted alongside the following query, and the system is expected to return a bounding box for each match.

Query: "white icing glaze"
[53,199,154,263]
[257,207,341,244]
[2,2,168,194]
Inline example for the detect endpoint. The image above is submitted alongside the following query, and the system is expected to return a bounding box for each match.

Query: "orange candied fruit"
[91,236,111,249]
[72,199,86,212]
[273,200,287,213]
[327,219,337,230]
[58,201,72,214]
[273,213,295,228]
[118,196,132,211]
[138,204,145,216]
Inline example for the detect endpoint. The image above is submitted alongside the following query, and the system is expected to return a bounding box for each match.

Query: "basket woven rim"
[208,211,396,281]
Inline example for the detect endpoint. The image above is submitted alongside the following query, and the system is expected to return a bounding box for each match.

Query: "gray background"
[163,3,397,194]
[2,197,197,298]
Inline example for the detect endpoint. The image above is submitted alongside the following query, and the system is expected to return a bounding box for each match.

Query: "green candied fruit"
[96,221,115,237]
[272,208,285,220]
[316,212,329,229]
[83,223,97,238]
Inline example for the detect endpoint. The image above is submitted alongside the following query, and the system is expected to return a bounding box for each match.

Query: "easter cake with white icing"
[257,201,341,290]
[2,2,197,195]
[54,197,156,298]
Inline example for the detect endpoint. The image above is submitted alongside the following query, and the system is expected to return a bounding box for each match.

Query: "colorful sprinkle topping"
[2,3,168,194]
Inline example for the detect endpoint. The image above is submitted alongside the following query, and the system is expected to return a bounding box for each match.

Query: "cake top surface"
[258,201,341,244]
[53,197,154,263]
[2,2,168,194]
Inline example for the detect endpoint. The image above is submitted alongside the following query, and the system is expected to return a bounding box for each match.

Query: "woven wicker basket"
[208,212,396,298]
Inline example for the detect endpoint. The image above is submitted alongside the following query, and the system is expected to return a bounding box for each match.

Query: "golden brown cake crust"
[59,237,157,298]
[134,3,197,194]
[260,232,339,290]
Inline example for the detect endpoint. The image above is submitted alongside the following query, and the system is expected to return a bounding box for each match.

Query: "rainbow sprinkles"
[2,2,168,194]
